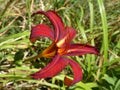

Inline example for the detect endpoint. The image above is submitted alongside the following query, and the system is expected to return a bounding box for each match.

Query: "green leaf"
[74,82,95,90]
[114,80,120,90]
[85,82,98,88]
[102,74,116,86]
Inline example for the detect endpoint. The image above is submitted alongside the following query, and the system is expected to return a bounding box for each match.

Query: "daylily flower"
[29,10,100,86]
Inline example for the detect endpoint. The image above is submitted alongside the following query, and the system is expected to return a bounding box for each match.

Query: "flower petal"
[57,27,76,47]
[57,27,76,55]
[32,10,64,42]
[65,44,100,56]
[30,55,69,79]
[64,58,82,86]
[30,24,54,43]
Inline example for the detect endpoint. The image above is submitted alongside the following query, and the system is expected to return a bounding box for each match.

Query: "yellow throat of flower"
[41,42,57,58]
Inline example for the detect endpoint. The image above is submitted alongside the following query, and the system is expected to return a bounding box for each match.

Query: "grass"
[0,0,120,90]
[97,0,108,74]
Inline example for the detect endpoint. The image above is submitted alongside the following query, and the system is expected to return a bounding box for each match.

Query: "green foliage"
[0,0,120,89]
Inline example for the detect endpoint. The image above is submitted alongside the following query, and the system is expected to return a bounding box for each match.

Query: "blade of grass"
[76,5,88,43]
[0,0,18,20]
[0,30,30,43]
[26,0,32,30]
[97,0,108,74]
[86,0,95,74]
[0,74,60,89]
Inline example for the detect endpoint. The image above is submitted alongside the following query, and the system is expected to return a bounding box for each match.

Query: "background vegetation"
[0,0,120,90]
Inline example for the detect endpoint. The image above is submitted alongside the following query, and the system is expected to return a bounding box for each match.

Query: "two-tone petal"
[64,58,82,86]
[30,55,69,79]
[57,27,76,47]
[57,27,76,55]
[32,10,64,42]
[30,24,54,43]
[41,42,57,58]
[65,44,100,56]
[30,55,83,86]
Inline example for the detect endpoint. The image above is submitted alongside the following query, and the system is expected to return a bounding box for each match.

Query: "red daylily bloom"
[30,10,100,86]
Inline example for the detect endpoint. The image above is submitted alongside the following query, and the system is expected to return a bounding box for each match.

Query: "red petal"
[32,10,64,42]
[57,27,76,48]
[30,55,69,79]
[64,58,82,86]
[30,24,54,43]
[65,44,100,56]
